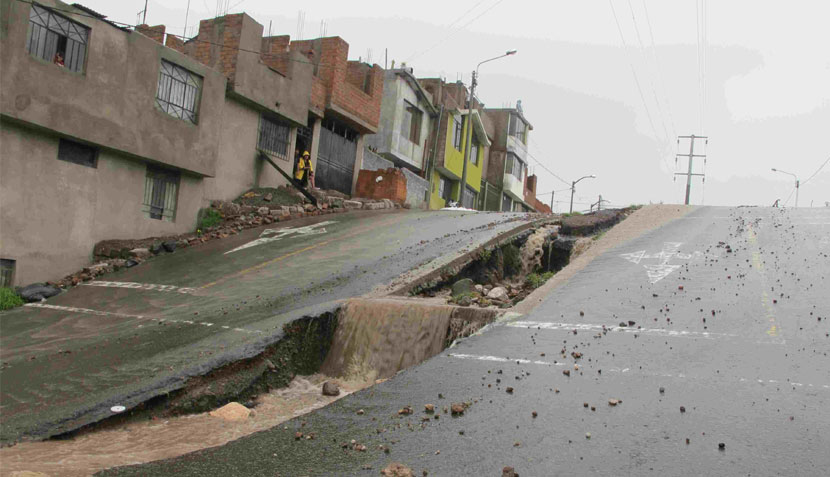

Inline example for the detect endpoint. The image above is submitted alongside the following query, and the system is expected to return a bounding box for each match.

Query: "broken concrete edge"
[385,218,556,298]
[4,301,343,445]
[512,205,697,315]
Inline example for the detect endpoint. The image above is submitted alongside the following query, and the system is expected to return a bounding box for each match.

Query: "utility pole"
[675,135,707,205]
[458,70,477,209]
[550,190,555,214]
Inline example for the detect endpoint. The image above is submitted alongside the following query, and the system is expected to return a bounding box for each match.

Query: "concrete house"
[481,103,534,212]
[366,67,437,173]
[419,78,491,210]
[0,1,317,286]
[0,0,228,286]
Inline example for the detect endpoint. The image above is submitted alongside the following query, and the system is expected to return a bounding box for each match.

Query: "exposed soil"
[232,186,305,208]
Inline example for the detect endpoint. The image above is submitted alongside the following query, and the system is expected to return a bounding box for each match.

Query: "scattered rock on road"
[381,462,414,476]
[322,381,340,396]
[502,466,519,477]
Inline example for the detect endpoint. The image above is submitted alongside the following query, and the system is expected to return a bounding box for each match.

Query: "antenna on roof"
[137,0,147,25]
[296,11,306,40]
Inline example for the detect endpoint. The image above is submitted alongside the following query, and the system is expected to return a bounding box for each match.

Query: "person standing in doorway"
[295,151,312,188]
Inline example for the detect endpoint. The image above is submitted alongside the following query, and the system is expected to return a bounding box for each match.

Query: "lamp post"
[569,175,596,214]
[771,168,799,207]
[458,49,517,209]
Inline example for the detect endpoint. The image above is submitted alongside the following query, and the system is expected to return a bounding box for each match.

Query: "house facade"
[419,79,490,210]
[481,103,534,212]
[366,67,437,173]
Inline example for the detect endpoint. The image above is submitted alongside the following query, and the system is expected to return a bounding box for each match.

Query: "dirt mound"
[560,209,628,236]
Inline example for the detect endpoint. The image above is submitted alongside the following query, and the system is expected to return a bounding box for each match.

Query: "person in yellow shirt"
[295,151,313,188]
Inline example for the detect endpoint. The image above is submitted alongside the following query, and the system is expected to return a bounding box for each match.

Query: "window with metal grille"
[508,114,528,144]
[0,259,15,288]
[142,165,180,222]
[156,60,202,124]
[57,138,97,168]
[258,114,290,160]
[27,4,89,72]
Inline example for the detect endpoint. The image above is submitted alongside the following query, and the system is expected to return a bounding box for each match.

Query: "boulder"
[162,240,177,253]
[208,402,251,421]
[257,207,270,216]
[18,283,61,302]
[219,201,241,217]
[343,200,363,209]
[124,259,139,268]
[130,248,151,259]
[487,286,509,301]
[364,202,385,210]
[322,381,340,396]
[451,278,475,298]
[149,242,163,255]
[382,199,394,209]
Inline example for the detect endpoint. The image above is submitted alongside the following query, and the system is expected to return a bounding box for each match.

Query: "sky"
[80,0,829,211]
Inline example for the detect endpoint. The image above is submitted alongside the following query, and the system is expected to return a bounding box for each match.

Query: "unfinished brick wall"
[261,35,290,76]
[136,24,165,43]
[165,34,185,53]
[355,168,407,204]
[190,14,244,83]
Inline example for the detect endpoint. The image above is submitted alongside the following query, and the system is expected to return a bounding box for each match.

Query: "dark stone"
[162,240,177,253]
[322,381,340,396]
[451,278,475,298]
[18,283,61,302]
[124,259,139,268]
[149,242,163,255]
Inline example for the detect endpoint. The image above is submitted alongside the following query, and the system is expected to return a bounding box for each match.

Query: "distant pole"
[385,48,388,70]
[550,190,554,213]
[184,0,191,37]
[569,181,575,214]
[771,168,800,208]
[675,135,708,205]
[143,0,148,24]
[598,194,602,211]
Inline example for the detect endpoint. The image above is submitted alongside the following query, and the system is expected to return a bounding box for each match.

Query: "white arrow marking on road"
[620,242,704,283]
[82,281,196,294]
[225,221,336,255]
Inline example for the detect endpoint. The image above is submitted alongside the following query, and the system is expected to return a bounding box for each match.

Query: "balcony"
[503,172,524,201]
[506,134,528,160]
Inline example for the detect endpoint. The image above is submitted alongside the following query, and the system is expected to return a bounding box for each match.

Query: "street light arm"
[573,175,596,186]
[476,50,517,73]
[771,168,798,180]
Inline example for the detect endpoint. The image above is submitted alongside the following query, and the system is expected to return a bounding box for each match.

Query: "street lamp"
[569,175,596,214]
[458,50,517,209]
[771,168,800,208]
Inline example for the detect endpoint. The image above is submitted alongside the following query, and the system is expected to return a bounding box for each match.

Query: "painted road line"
[448,353,566,367]
[507,321,737,339]
[82,281,196,294]
[747,224,785,343]
[446,354,830,391]
[23,303,261,335]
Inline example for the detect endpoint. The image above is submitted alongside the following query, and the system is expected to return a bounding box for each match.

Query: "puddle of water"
[0,374,373,477]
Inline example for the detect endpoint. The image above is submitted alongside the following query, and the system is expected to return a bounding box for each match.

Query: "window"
[0,259,15,288]
[462,186,477,209]
[438,176,453,203]
[470,138,479,166]
[452,115,463,151]
[27,4,89,72]
[401,101,422,144]
[505,153,524,180]
[258,114,290,160]
[502,194,512,212]
[509,114,527,144]
[142,165,180,222]
[156,60,202,124]
[57,138,97,168]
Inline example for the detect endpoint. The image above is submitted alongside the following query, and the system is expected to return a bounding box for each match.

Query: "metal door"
[316,124,357,195]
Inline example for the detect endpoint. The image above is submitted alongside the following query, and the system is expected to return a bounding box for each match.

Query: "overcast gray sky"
[84,0,829,210]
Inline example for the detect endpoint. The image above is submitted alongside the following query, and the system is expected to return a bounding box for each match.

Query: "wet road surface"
[102,206,830,476]
[0,209,537,444]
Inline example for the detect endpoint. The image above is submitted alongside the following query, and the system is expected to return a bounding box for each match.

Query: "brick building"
[480,102,536,212]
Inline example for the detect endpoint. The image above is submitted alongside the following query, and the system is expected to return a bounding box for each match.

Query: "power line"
[404,0,504,64]
[627,0,670,144]
[641,0,677,140]
[526,137,571,186]
[801,155,830,186]
[607,0,670,171]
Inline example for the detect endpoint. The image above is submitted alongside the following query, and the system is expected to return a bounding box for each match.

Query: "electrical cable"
[641,0,677,140]
[627,0,670,145]
[801,155,830,186]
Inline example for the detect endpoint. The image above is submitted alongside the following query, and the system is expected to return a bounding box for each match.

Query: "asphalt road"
[0,208,537,444]
[102,206,830,476]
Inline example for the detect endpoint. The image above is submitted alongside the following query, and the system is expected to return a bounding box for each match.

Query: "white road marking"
[447,353,830,390]
[226,221,336,254]
[23,303,261,335]
[82,281,196,294]
[506,321,736,339]
[620,242,705,284]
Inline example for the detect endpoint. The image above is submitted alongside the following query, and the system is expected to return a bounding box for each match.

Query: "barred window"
[258,114,290,160]
[142,165,180,222]
[27,3,89,72]
[470,138,479,166]
[462,186,477,210]
[156,60,202,124]
[505,153,524,180]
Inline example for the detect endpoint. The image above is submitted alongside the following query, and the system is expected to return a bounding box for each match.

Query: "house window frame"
[470,137,479,166]
[26,3,89,73]
[142,164,180,222]
[0,259,15,288]
[508,114,527,144]
[57,138,98,168]
[156,59,203,124]
[452,115,463,151]
[505,152,524,180]
[258,113,291,160]
[401,101,422,145]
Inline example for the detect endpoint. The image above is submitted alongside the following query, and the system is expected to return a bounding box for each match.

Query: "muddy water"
[0,374,373,477]
[520,226,554,276]
[321,298,455,380]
